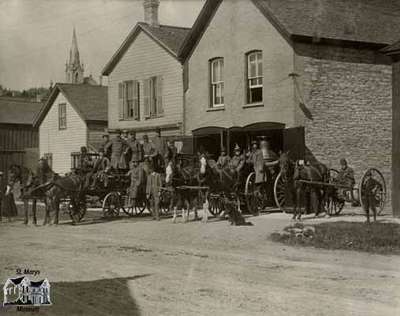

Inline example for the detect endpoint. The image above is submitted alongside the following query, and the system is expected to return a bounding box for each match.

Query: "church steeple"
[65,27,84,84]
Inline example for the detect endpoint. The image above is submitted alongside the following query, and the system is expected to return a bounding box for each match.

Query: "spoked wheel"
[273,172,294,213]
[102,192,122,218]
[122,196,147,217]
[359,168,387,215]
[207,193,223,216]
[326,197,345,216]
[245,172,265,215]
[69,198,87,224]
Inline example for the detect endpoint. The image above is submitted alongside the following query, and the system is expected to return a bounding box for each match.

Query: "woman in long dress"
[2,177,18,222]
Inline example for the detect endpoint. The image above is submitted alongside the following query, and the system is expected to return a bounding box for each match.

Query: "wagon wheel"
[122,195,147,217]
[245,172,265,214]
[207,193,223,216]
[102,192,121,218]
[326,197,345,216]
[69,198,87,224]
[359,168,387,215]
[273,171,295,213]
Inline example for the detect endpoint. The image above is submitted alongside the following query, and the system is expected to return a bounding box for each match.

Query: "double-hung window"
[144,76,163,118]
[58,103,66,130]
[210,58,224,107]
[118,80,140,120]
[247,51,263,104]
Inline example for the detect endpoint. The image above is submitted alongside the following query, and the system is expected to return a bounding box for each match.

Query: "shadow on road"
[0,275,150,315]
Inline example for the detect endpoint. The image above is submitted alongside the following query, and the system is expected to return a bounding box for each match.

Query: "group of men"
[83,128,178,220]
[216,138,279,186]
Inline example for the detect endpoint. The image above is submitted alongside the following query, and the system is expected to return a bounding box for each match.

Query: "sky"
[0,0,204,90]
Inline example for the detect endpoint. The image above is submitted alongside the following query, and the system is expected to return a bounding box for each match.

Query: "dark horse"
[292,160,329,220]
[166,156,205,223]
[278,153,329,220]
[30,160,86,225]
[197,156,250,225]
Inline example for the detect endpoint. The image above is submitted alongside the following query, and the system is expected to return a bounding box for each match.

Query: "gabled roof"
[8,277,27,285]
[102,22,190,75]
[34,83,108,127]
[179,0,400,60]
[0,97,43,126]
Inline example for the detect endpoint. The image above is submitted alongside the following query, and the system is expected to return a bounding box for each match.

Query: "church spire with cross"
[65,27,84,84]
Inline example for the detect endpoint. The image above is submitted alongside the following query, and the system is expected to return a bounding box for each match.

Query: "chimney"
[143,0,160,27]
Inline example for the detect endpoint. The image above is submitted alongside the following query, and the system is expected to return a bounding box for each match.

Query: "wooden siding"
[108,31,184,134]
[39,92,87,174]
[185,0,295,134]
[0,124,38,178]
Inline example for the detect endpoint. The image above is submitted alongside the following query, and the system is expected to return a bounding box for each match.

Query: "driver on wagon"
[336,158,355,200]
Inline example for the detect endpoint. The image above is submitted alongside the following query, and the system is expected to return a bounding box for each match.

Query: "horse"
[167,156,205,223]
[197,156,249,224]
[30,160,86,225]
[292,160,329,220]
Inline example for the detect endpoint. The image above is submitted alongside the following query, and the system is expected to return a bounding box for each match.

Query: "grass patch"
[270,221,400,255]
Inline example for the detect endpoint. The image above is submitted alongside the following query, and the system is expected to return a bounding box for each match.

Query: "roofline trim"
[102,23,184,76]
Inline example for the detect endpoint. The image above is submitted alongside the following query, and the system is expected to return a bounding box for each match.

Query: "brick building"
[178,0,400,208]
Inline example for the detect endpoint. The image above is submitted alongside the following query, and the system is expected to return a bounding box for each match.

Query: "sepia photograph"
[0,0,399,315]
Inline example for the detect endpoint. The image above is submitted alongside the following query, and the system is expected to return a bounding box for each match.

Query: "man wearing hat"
[142,134,156,173]
[100,134,111,159]
[126,157,144,208]
[104,130,129,169]
[87,148,110,189]
[164,139,177,166]
[152,128,167,171]
[246,140,258,165]
[229,144,245,173]
[79,146,93,173]
[336,158,355,201]
[125,131,143,163]
[217,147,230,169]
[361,170,382,223]
[146,161,161,220]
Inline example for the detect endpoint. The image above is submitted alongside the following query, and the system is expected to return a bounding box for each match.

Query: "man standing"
[152,128,166,171]
[246,140,258,165]
[142,134,156,174]
[126,131,143,163]
[361,171,382,223]
[127,159,144,208]
[164,139,177,166]
[146,162,161,221]
[229,144,245,174]
[99,134,111,159]
[217,147,230,169]
[104,130,128,169]
[79,146,92,173]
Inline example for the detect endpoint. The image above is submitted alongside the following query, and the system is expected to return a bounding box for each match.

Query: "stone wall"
[295,43,392,207]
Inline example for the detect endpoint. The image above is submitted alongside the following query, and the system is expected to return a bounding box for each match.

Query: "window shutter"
[118,83,124,120]
[133,81,139,120]
[144,79,150,118]
[156,76,163,115]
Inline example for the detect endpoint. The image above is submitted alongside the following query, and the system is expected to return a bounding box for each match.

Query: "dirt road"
[0,209,399,316]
